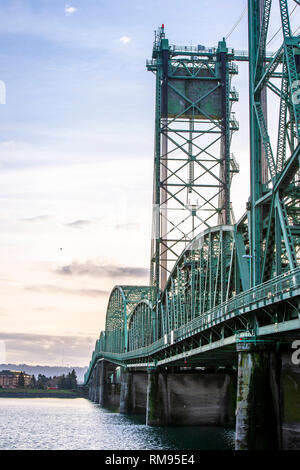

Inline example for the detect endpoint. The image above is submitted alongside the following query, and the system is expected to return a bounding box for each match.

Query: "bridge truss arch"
[128,300,154,351]
[104,285,155,353]
[158,224,243,338]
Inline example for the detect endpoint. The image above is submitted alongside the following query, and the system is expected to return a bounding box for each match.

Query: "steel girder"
[248,0,300,287]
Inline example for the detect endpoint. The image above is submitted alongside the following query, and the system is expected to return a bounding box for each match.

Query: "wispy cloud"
[65,219,92,229]
[25,284,108,297]
[55,261,148,279]
[119,36,131,44]
[0,141,17,148]
[21,215,50,223]
[65,4,78,16]
[114,222,140,231]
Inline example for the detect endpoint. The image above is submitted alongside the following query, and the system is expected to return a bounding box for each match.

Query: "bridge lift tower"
[147,27,240,293]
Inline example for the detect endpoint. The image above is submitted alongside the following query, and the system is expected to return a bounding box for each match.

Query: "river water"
[0,398,235,450]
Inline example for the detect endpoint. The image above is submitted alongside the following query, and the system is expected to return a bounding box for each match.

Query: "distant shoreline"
[0,389,83,398]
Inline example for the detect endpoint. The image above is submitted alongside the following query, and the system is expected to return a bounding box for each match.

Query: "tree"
[30,375,37,389]
[70,369,77,389]
[17,372,25,388]
[36,374,48,389]
[57,374,67,389]
[55,370,77,390]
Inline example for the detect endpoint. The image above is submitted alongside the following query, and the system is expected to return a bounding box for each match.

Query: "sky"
[0,0,298,367]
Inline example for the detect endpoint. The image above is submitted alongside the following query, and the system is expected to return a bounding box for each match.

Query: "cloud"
[0,332,95,367]
[55,261,148,279]
[65,5,78,16]
[119,36,131,44]
[114,222,140,231]
[21,215,50,223]
[65,219,92,229]
[25,284,109,297]
[0,140,17,148]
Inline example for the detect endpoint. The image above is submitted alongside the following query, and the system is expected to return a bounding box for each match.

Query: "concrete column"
[90,369,96,402]
[120,368,132,413]
[95,363,100,403]
[91,370,95,402]
[235,341,282,450]
[146,368,168,425]
[88,381,92,400]
[99,361,108,406]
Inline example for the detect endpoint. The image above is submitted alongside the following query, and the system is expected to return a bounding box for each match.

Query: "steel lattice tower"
[147,27,239,292]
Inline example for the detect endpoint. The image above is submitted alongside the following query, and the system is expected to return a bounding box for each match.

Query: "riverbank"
[0,388,81,398]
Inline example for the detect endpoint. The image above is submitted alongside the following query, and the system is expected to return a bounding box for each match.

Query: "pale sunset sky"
[0,0,297,366]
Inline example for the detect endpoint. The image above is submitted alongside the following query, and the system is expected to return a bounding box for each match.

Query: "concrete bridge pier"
[146,366,236,426]
[89,367,97,402]
[120,368,132,413]
[235,341,282,450]
[99,361,109,406]
[94,362,100,403]
[146,368,168,426]
[88,377,93,400]
[120,368,148,414]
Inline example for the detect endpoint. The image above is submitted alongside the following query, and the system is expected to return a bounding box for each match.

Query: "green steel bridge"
[84,3,300,448]
[85,241,300,383]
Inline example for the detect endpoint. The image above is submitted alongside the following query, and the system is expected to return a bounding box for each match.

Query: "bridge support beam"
[235,342,282,450]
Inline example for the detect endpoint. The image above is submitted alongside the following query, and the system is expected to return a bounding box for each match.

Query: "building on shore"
[0,370,31,388]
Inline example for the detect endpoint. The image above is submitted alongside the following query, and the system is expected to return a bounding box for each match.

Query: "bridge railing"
[173,267,300,340]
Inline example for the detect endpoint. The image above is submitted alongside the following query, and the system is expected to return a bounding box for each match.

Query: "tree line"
[18,369,78,390]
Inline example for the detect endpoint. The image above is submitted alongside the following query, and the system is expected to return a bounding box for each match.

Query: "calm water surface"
[0,398,235,450]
